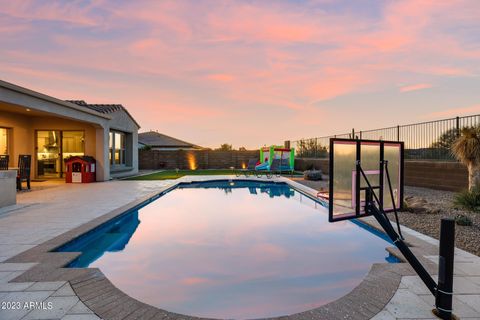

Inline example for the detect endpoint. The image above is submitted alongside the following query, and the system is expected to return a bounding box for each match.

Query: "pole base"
[432,309,458,320]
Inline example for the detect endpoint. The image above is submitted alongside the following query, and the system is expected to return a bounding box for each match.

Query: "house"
[0,80,140,181]
[138,130,202,150]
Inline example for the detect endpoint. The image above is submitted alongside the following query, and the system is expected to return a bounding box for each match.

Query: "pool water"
[59,181,395,319]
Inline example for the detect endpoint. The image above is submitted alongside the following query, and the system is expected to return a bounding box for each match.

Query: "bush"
[304,170,322,181]
[454,187,480,212]
[140,144,152,151]
[454,214,473,226]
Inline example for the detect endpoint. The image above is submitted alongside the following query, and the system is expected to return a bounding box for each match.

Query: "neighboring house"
[0,80,140,181]
[138,130,202,150]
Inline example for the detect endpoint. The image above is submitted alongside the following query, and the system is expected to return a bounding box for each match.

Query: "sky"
[1,0,480,149]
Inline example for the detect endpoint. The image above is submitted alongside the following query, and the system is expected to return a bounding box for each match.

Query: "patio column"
[95,127,110,181]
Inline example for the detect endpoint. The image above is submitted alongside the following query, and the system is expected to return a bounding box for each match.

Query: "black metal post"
[456,117,460,137]
[360,169,438,296]
[435,218,455,319]
[367,198,438,295]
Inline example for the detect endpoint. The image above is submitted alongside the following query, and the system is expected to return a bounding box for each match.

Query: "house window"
[109,130,126,166]
[0,128,8,155]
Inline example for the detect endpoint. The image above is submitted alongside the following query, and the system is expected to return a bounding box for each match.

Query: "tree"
[431,128,458,150]
[238,147,247,151]
[451,127,480,191]
[217,143,233,151]
[296,139,328,158]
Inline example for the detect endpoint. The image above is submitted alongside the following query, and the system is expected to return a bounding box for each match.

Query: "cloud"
[1,0,480,147]
[399,83,433,93]
[424,104,480,119]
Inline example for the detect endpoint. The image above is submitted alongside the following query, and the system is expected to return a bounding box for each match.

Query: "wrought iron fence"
[291,114,480,160]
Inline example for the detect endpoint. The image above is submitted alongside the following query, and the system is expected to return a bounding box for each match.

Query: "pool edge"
[4,175,439,320]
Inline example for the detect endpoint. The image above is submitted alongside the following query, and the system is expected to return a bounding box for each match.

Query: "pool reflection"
[60,181,392,319]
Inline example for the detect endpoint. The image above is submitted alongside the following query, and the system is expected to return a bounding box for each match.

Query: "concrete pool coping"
[3,176,479,319]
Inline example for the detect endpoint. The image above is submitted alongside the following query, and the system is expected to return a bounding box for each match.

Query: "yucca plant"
[451,127,480,191]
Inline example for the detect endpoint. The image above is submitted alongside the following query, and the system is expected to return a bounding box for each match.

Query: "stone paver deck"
[0,176,479,319]
[0,180,172,320]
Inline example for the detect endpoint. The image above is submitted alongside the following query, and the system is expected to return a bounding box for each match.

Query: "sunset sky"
[1,0,480,149]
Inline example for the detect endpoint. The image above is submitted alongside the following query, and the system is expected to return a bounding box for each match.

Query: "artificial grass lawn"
[127,169,302,180]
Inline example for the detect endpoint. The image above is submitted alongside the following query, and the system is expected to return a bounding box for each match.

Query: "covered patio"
[0,81,111,183]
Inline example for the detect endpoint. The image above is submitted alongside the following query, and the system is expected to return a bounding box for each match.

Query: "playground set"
[236,145,295,177]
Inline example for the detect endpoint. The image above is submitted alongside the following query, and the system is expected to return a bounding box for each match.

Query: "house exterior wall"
[107,109,139,178]
[0,81,140,181]
[0,110,99,178]
[0,110,33,167]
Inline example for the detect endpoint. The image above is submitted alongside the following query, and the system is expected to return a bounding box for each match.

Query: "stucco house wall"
[0,80,140,181]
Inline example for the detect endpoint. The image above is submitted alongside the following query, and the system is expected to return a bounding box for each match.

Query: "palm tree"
[451,127,480,191]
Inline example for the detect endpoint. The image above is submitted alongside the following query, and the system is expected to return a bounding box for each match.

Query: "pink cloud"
[399,83,433,93]
[1,0,480,148]
[424,104,480,119]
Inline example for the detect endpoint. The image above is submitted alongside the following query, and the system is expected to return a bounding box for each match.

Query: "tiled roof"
[66,100,140,128]
[66,100,124,114]
[138,131,202,148]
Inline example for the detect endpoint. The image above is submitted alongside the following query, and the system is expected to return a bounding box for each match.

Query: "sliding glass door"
[37,130,61,178]
[36,130,85,178]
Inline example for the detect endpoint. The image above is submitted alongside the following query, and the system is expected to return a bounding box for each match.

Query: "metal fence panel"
[291,115,480,160]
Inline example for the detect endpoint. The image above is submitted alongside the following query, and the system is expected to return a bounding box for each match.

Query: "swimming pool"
[58,180,396,319]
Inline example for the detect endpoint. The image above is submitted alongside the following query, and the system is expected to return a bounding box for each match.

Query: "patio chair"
[0,155,8,170]
[269,158,293,177]
[17,155,31,191]
[269,159,282,177]
[236,158,258,177]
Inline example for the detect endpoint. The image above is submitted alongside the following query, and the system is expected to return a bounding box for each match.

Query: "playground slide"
[255,162,269,171]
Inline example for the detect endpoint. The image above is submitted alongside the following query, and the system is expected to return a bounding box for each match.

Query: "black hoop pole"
[384,161,404,239]
[435,218,455,319]
[361,168,438,296]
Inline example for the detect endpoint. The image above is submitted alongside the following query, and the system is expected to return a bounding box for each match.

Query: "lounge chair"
[0,155,8,170]
[236,158,258,177]
[268,158,293,176]
[17,155,31,191]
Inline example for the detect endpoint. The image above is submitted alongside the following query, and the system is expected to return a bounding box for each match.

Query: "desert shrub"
[454,187,480,212]
[304,170,322,181]
[454,214,473,226]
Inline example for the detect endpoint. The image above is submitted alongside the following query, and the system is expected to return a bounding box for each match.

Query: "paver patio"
[0,177,479,320]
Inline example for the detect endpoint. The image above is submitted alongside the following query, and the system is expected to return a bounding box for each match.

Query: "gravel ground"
[393,186,480,257]
[293,178,480,257]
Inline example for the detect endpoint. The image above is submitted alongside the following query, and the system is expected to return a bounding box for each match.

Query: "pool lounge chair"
[270,158,293,177]
[236,158,258,177]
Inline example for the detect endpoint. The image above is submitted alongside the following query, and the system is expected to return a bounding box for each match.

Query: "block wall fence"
[139,150,468,192]
[139,149,259,171]
[294,158,468,192]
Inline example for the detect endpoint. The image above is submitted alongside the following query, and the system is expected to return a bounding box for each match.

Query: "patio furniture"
[17,155,31,191]
[0,155,8,170]
[236,158,258,177]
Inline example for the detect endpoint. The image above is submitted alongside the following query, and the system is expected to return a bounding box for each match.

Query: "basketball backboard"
[328,138,404,222]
